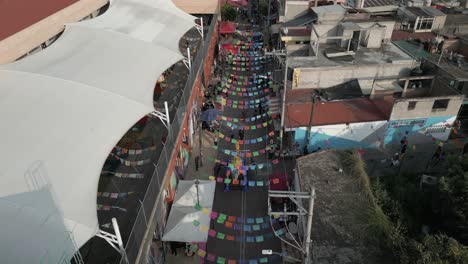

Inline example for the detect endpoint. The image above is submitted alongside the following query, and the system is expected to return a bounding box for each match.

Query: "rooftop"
[283,11,317,27]
[296,150,393,264]
[405,6,446,17]
[283,27,312,37]
[363,0,397,8]
[284,89,392,128]
[0,0,79,41]
[288,42,413,68]
[391,30,435,41]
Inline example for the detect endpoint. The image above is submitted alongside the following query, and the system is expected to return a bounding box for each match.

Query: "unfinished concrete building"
[284,5,416,93]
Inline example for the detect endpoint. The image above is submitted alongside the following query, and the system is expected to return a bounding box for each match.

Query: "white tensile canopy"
[0,0,196,262]
[162,180,215,242]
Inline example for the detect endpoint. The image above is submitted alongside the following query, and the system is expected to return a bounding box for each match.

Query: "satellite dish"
[288,222,298,234]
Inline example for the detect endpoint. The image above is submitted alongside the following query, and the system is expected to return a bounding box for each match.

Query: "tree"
[436,155,468,243]
[221,4,237,21]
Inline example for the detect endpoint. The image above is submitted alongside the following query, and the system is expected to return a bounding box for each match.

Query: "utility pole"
[305,95,316,147]
[267,0,271,27]
[268,189,316,263]
[304,188,315,264]
[279,47,288,149]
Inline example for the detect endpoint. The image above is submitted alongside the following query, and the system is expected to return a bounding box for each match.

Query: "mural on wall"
[293,115,456,151]
[165,171,178,203]
[294,121,388,150]
[384,115,456,145]
[175,144,190,179]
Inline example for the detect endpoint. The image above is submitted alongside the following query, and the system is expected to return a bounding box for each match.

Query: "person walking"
[170,242,178,256]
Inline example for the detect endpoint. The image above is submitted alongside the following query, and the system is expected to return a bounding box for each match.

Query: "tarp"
[220,21,237,34]
[162,180,215,242]
[201,108,221,121]
[0,0,196,262]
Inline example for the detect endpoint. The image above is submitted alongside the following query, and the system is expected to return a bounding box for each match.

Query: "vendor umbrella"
[201,108,220,121]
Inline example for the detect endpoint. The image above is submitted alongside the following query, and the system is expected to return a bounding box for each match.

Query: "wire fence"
[122,14,218,264]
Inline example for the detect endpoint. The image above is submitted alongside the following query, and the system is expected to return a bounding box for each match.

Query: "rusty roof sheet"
[0,0,79,41]
[285,96,392,128]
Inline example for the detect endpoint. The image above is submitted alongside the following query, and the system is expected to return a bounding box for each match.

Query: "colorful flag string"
[218,111,272,123]
[97,191,135,199]
[97,204,128,212]
[101,171,145,179]
[110,153,152,166]
[114,145,157,155]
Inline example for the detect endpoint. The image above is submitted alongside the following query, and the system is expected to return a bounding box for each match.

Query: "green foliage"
[258,0,269,17]
[343,150,468,264]
[221,4,237,21]
[435,155,468,243]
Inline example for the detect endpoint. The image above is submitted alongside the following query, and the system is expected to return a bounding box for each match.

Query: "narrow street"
[203,11,283,264]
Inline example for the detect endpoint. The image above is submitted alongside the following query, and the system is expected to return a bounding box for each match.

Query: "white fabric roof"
[0,0,196,262]
[162,207,211,242]
[162,180,215,242]
[173,180,216,208]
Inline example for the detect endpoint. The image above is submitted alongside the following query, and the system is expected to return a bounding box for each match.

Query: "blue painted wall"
[292,115,455,151]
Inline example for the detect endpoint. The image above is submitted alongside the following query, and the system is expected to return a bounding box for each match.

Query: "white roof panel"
[0,0,196,262]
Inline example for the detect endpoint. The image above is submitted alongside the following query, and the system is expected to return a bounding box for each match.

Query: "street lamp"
[195,179,201,210]
[261,249,302,262]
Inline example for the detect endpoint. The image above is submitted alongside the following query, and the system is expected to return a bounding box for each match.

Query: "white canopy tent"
[173,179,216,207]
[162,180,215,242]
[0,0,197,262]
[162,207,212,242]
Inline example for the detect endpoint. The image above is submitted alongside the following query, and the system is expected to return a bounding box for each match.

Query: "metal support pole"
[201,17,204,42]
[164,101,171,129]
[279,50,288,150]
[438,49,444,65]
[138,200,148,227]
[187,47,192,69]
[304,188,315,264]
[112,218,130,264]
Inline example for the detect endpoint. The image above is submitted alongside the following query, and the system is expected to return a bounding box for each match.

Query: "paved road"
[205,27,282,263]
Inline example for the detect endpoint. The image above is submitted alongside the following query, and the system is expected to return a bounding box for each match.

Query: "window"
[408,101,417,110]
[425,125,447,134]
[391,119,425,127]
[415,17,434,31]
[432,99,450,111]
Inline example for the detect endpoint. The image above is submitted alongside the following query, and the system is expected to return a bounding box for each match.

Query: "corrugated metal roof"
[363,0,396,7]
[0,0,79,41]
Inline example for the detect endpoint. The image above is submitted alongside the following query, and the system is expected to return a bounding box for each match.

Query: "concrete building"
[0,0,109,64]
[280,5,416,93]
[283,75,463,150]
[398,6,447,33]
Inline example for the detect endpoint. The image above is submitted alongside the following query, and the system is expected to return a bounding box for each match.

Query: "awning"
[0,0,196,262]
[220,21,237,34]
[162,180,215,242]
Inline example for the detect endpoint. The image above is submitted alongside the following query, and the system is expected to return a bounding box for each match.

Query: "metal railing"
[121,14,218,264]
